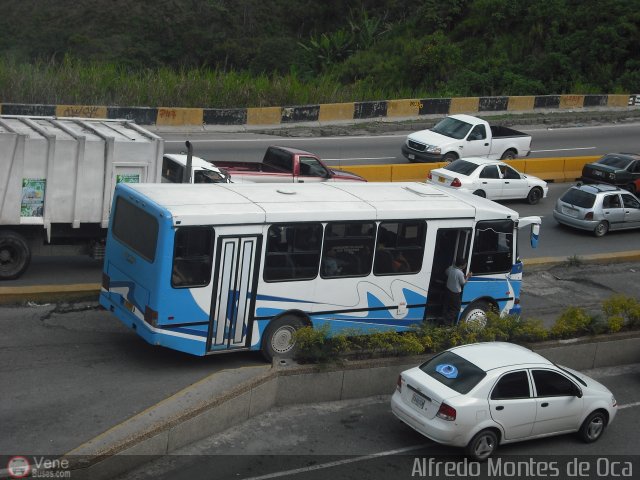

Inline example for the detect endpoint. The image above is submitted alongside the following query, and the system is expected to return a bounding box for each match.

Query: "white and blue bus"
[100,182,540,360]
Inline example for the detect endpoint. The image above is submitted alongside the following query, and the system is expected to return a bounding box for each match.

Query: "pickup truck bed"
[213,146,365,183]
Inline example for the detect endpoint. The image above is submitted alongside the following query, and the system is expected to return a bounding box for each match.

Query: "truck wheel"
[0,231,32,280]
[261,315,305,362]
[500,149,517,160]
[442,153,457,164]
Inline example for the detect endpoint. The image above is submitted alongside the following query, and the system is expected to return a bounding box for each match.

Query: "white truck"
[0,115,227,280]
[401,114,532,163]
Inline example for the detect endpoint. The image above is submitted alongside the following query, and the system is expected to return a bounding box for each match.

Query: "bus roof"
[118,182,519,226]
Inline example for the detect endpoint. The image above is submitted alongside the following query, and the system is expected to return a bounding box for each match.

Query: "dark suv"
[581,153,640,194]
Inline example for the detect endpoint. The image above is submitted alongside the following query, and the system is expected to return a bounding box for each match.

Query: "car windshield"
[445,159,478,175]
[560,188,596,208]
[431,117,473,140]
[420,351,486,394]
[597,155,632,169]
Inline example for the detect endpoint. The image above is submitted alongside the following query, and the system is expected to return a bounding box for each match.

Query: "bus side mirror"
[531,223,540,248]
[517,216,541,249]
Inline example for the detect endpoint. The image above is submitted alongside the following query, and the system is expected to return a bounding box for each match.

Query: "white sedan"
[427,157,548,204]
[391,342,617,460]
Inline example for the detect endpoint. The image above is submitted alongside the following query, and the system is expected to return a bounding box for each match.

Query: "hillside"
[0,0,638,107]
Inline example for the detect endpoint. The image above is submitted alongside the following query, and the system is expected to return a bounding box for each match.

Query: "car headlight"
[426,145,441,154]
[607,172,615,180]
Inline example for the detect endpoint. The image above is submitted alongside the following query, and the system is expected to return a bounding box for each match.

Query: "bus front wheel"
[261,315,304,362]
[460,301,493,328]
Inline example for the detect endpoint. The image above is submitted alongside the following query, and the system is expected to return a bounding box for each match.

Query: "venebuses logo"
[7,456,31,478]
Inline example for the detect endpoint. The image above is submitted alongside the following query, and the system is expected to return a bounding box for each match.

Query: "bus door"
[207,235,262,352]
[426,228,472,318]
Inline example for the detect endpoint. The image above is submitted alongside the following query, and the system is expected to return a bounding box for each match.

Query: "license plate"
[411,392,426,409]
[593,170,603,177]
[408,153,415,159]
[438,176,445,183]
[562,206,579,218]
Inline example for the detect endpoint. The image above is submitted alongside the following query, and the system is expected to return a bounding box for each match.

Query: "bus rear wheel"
[0,230,31,280]
[261,315,304,362]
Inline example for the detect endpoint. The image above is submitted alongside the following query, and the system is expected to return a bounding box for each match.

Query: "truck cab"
[161,154,231,184]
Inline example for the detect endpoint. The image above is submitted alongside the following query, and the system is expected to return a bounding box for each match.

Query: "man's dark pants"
[442,288,462,325]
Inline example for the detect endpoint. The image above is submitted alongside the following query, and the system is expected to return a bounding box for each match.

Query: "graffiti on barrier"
[62,105,101,118]
[159,109,178,119]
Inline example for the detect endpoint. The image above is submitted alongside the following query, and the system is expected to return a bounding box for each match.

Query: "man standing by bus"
[443,259,472,325]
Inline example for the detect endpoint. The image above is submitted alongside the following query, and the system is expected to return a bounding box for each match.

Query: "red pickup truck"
[214,146,366,183]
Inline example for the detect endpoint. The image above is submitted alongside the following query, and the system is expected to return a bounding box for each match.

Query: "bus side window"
[172,227,214,288]
[264,223,322,282]
[321,222,375,278]
[470,220,514,275]
[374,221,426,275]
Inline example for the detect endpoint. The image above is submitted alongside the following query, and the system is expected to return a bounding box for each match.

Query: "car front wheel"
[527,187,543,205]
[579,411,608,443]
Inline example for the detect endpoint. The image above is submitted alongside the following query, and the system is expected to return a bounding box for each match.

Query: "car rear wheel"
[593,221,609,237]
[526,187,543,205]
[624,183,636,194]
[466,429,498,461]
[472,190,486,198]
[579,411,608,443]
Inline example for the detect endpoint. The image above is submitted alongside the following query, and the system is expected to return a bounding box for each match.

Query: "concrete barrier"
[1,94,637,127]
[65,331,640,480]
[335,156,602,183]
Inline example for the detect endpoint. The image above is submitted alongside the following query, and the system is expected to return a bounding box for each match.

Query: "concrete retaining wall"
[66,332,640,480]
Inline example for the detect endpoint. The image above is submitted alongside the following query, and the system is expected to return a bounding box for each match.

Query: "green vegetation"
[293,294,640,364]
[0,0,639,107]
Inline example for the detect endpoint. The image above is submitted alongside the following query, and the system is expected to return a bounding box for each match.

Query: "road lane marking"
[618,401,640,410]
[531,147,597,153]
[165,135,405,143]
[240,444,426,480]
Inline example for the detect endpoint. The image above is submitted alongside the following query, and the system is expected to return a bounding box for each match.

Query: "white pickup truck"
[401,114,532,163]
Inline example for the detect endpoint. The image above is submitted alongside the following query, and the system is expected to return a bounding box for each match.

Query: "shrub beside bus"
[99,182,541,360]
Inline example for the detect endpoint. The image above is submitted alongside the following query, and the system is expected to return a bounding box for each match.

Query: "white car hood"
[408,129,458,147]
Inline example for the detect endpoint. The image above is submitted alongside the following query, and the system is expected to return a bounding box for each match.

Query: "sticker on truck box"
[21,178,46,217]
[116,173,141,184]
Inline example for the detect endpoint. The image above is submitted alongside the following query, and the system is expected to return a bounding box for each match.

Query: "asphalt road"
[161,121,640,166]
[119,364,640,480]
